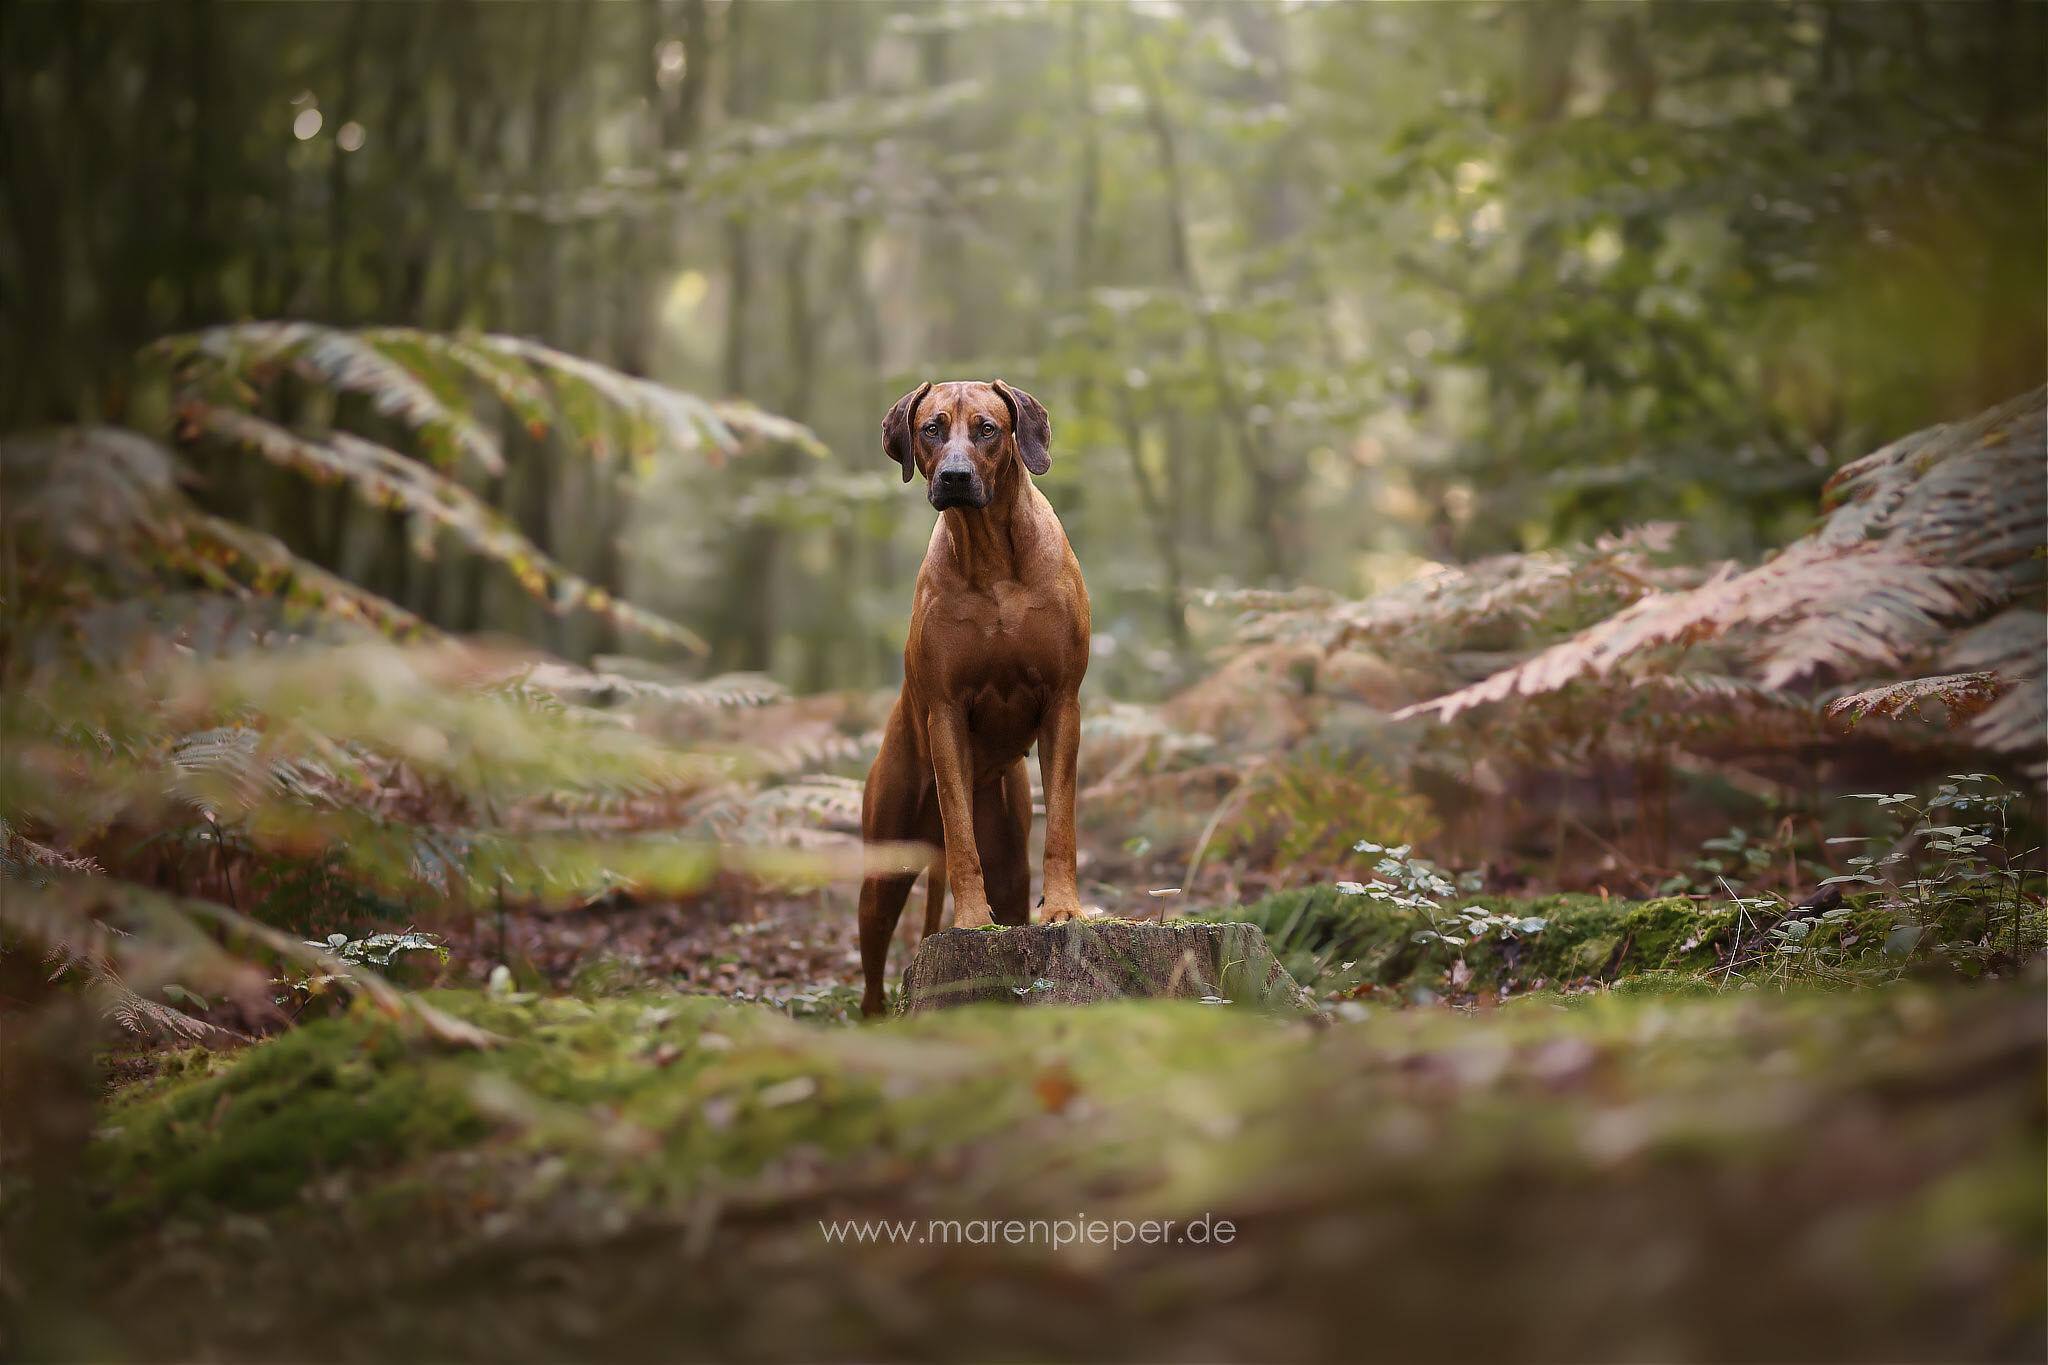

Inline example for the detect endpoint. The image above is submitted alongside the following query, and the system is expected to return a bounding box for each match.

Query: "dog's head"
[882,380,1051,511]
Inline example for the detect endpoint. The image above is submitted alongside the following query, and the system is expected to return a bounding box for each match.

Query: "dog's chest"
[940,580,1065,655]
[940,582,1067,735]
[978,580,1041,640]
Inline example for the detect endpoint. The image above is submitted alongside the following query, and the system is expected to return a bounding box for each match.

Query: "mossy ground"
[1208,883,2044,1002]
[18,901,2042,1363]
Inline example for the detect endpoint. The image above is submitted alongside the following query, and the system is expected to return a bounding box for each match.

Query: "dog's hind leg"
[858,871,916,1018]
[978,759,1034,927]
[858,718,934,1019]
[918,851,948,940]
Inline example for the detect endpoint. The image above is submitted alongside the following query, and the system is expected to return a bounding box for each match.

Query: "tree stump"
[898,919,1314,1015]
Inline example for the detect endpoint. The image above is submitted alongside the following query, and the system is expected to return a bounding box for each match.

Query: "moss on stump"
[898,918,1312,1014]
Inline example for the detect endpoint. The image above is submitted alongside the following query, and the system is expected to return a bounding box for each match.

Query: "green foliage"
[1659,824,1818,898]
[1215,749,1438,881]
[1785,774,2044,980]
[152,320,831,652]
[1214,767,2046,1001]
[1213,885,1740,1003]
[276,929,449,1014]
[0,320,843,1046]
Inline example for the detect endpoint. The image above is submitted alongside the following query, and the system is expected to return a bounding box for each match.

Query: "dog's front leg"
[1037,691,1084,922]
[926,704,993,928]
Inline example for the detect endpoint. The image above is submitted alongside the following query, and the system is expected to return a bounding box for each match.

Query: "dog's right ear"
[882,382,933,484]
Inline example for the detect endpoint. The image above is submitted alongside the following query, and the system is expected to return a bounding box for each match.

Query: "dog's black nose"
[936,467,973,491]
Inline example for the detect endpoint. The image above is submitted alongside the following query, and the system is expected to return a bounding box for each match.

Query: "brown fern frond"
[1400,390,2046,725]
[2,821,103,877]
[750,728,875,777]
[1948,609,2048,761]
[0,425,185,564]
[1208,524,1698,659]
[1825,673,2005,730]
[744,775,866,829]
[95,974,250,1046]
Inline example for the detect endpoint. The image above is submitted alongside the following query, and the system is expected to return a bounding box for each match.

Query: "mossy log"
[899,918,1312,1014]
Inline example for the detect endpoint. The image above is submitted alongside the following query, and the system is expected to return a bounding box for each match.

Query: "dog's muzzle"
[929,461,987,510]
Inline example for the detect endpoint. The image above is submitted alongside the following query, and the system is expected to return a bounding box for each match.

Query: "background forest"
[11,0,2043,677]
[2,2,2044,1361]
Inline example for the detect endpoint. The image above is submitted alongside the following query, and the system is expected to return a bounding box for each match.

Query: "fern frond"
[185,406,707,653]
[1400,390,2046,724]
[156,321,827,473]
[356,327,555,438]
[0,425,184,564]
[1211,525,1692,656]
[94,973,250,1046]
[742,775,865,829]
[749,728,876,778]
[476,335,826,463]
[1,821,103,879]
[1947,609,2048,760]
[515,661,788,709]
[1825,673,2005,729]
[6,869,490,1049]
[170,726,270,814]
[710,401,831,459]
[175,514,433,641]
[1629,671,1808,708]
[159,321,505,475]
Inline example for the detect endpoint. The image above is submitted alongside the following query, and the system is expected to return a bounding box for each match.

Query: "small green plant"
[1339,841,1519,956]
[1659,820,1827,897]
[1717,774,2044,988]
[274,929,447,1010]
[1660,826,1771,896]
[1830,775,2043,973]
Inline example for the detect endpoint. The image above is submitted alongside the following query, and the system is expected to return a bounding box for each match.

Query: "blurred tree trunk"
[1126,18,1290,583]
[1117,388,1189,646]
[839,215,899,688]
[324,0,369,322]
[1974,0,2043,407]
[180,0,218,327]
[1520,0,1582,123]
[1071,6,1182,648]
[708,0,783,674]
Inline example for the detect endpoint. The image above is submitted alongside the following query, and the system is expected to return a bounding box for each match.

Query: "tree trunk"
[899,919,1312,1015]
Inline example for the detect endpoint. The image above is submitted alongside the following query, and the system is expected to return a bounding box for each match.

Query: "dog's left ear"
[882,381,932,484]
[992,381,1051,476]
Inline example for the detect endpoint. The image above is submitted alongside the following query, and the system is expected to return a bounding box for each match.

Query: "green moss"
[91,990,1057,1228]
[66,977,2046,1363]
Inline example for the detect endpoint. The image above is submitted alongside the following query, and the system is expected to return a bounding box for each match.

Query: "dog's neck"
[940,467,1037,588]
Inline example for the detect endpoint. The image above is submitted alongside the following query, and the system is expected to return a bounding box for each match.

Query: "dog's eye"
[977,420,997,438]
[922,421,942,437]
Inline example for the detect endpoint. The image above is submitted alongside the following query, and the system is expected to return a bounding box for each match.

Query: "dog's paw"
[952,900,995,930]
[1041,899,1084,924]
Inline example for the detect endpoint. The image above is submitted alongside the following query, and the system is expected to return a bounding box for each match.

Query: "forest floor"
[18,891,2047,1363]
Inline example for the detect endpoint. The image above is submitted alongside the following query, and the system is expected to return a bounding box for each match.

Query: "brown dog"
[857,380,1090,1017]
